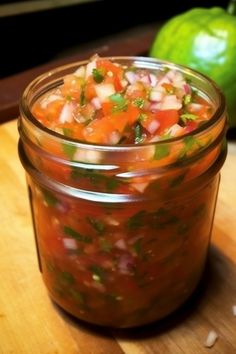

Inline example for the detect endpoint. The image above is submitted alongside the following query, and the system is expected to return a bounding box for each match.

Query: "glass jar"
[18,57,227,328]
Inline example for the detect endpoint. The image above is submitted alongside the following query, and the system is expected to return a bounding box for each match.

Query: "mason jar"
[18,57,227,328]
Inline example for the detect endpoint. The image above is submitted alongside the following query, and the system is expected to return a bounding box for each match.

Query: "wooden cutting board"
[0,120,236,354]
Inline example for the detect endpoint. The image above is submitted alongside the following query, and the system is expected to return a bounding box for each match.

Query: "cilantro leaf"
[133,97,145,108]
[92,68,104,83]
[180,113,198,123]
[134,123,143,144]
[110,93,128,112]
[154,144,170,160]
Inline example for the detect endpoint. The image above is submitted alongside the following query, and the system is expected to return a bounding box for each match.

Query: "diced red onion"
[118,254,135,275]
[115,239,127,250]
[146,119,160,134]
[95,83,115,102]
[161,95,182,110]
[125,71,137,84]
[183,84,191,94]
[149,73,158,87]
[149,90,164,102]
[140,75,150,85]
[59,102,74,123]
[91,97,101,110]
[108,131,121,145]
[167,123,184,137]
[150,102,161,111]
[63,238,77,250]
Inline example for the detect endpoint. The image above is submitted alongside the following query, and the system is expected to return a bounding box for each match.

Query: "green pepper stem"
[227,0,236,15]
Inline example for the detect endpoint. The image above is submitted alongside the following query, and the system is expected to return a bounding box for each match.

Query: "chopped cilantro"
[87,217,105,235]
[42,190,58,206]
[62,143,77,159]
[110,93,128,113]
[80,88,86,106]
[58,271,74,286]
[180,113,198,123]
[154,144,170,160]
[138,113,147,122]
[63,226,92,243]
[127,210,146,229]
[62,128,72,137]
[70,289,85,305]
[183,94,192,105]
[99,239,112,252]
[89,264,105,282]
[169,173,186,188]
[92,68,104,83]
[133,239,142,257]
[134,123,143,144]
[132,97,145,108]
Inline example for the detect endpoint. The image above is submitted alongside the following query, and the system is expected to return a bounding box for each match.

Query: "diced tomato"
[61,74,83,100]
[96,59,123,77]
[84,81,96,100]
[101,102,114,116]
[155,110,179,134]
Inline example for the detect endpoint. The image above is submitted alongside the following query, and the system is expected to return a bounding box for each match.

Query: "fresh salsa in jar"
[18,56,227,327]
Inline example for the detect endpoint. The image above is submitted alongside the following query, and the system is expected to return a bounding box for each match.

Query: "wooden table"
[0,119,236,354]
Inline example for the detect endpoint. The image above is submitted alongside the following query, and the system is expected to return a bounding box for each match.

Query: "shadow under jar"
[18,57,227,328]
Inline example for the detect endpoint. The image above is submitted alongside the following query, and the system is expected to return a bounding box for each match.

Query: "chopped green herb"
[127,210,146,229]
[58,271,74,286]
[42,190,58,206]
[92,68,104,83]
[180,113,198,123]
[138,113,147,122]
[133,97,145,108]
[70,289,86,305]
[62,143,77,159]
[133,239,142,257]
[134,123,143,144]
[110,93,128,113]
[71,168,119,192]
[154,144,170,160]
[63,226,92,243]
[110,93,126,105]
[169,173,186,188]
[99,239,112,252]
[178,136,198,159]
[80,88,86,106]
[89,264,105,282]
[87,217,105,235]
[183,94,192,105]
[62,128,72,137]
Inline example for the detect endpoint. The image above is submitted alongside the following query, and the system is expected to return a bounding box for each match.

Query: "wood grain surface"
[0,120,236,354]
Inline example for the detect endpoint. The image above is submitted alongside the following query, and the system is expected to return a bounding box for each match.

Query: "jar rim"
[19,56,226,151]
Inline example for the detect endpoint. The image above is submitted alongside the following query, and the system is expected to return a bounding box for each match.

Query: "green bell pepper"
[150,1,236,127]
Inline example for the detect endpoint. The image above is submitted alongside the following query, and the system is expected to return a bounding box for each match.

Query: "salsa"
[19,56,227,327]
[32,55,213,145]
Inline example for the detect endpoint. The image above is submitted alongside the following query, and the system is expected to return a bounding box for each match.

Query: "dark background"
[0,0,228,78]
